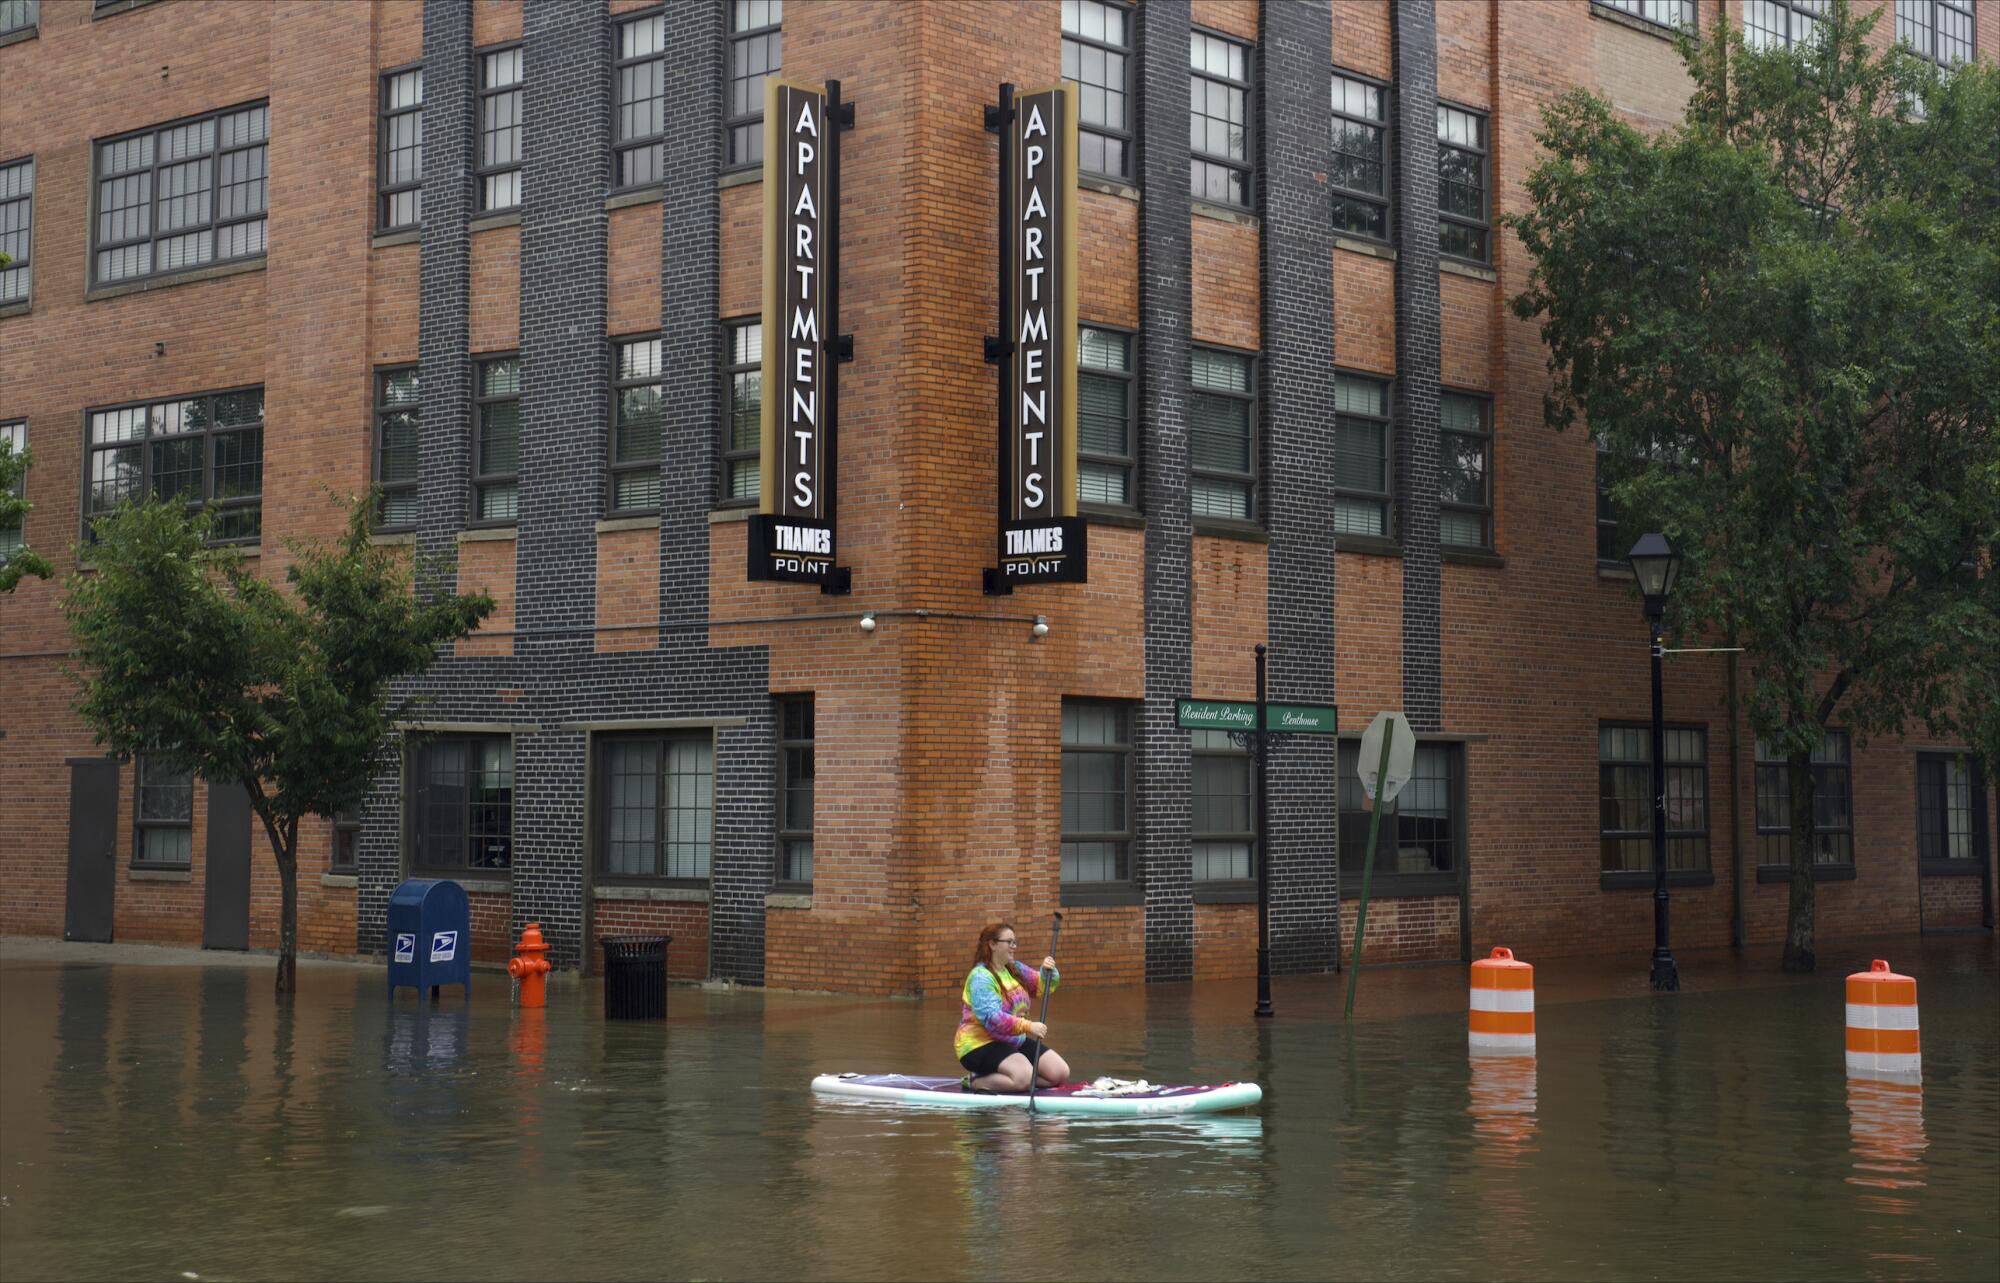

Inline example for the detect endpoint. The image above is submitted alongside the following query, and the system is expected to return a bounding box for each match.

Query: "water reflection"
[1466,1053,1538,1168]
[1847,1078,1928,1194]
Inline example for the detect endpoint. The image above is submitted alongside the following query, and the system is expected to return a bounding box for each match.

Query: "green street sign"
[1176,699,1258,731]
[1266,703,1339,734]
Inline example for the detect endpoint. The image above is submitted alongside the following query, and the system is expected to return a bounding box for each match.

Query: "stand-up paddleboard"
[811,1073,1263,1117]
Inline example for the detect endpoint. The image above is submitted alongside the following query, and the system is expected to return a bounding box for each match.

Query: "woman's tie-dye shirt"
[955,960,1059,1060]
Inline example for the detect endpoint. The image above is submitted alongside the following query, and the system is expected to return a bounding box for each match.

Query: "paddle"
[1025,911,1063,1116]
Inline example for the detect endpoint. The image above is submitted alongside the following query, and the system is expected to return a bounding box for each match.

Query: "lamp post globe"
[1628,532,1682,992]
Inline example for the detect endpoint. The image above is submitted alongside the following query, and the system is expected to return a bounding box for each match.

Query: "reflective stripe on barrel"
[1469,946,1535,1054]
[1845,959,1920,1083]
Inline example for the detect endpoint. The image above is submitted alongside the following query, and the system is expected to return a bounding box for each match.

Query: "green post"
[1344,722,1397,1018]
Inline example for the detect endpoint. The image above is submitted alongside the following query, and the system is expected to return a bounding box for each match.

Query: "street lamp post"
[1628,532,1682,993]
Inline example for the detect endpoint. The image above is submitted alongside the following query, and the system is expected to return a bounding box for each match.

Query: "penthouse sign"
[983,83,1086,593]
[751,80,853,593]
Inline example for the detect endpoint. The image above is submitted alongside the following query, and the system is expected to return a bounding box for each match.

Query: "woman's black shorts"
[959,1038,1050,1078]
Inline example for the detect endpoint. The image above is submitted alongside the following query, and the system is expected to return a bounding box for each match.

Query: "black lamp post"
[1627,532,1683,991]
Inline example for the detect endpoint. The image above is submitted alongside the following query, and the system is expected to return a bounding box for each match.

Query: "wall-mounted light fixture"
[1031,615,1049,639]
[858,613,877,633]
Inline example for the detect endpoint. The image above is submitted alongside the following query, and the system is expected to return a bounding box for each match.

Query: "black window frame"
[725,0,783,172]
[1189,345,1259,528]
[609,333,664,516]
[1598,721,1713,887]
[1594,0,1698,33]
[1897,0,1976,69]
[83,385,265,546]
[1,420,27,565]
[90,100,270,289]
[1061,698,1138,901]
[475,42,524,214]
[594,730,716,886]
[1744,0,1829,50]
[472,353,520,527]
[720,318,762,507]
[611,6,666,191]
[377,64,424,234]
[776,695,815,888]
[1436,101,1490,265]
[1329,68,1391,244]
[0,0,38,38]
[0,155,32,307]
[1062,0,1135,182]
[1077,324,1137,513]
[1754,730,1856,880]
[1439,389,1493,551]
[1189,26,1254,210]
[1595,446,1624,565]
[373,365,420,532]
[1333,369,1394,542]
[1916,752,1988,875]
[330,807,360,875]
[133,753,194,869]
[1338,738,1465,899]
[1192,728,1256,896]
[405,733,514,878]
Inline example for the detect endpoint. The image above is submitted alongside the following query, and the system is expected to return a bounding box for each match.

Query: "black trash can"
[601,934,670,1020]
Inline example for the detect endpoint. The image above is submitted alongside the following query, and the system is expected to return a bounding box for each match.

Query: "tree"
[64,496,493,994]
[1508,1,2000,971]
[0,427,54,593]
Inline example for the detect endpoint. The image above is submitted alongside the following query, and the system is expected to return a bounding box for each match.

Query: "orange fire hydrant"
[508,922,552,1007]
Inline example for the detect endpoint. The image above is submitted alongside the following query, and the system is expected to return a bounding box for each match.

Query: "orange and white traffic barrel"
[1846,959,1920,1083]
[1469,946,1535,1055]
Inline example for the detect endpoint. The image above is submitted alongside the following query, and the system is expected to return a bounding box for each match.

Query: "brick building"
[1,0,1992,992]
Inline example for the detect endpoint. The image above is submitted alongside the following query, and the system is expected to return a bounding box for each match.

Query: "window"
[1334,372,1391,538]
[1339,740,1460,891]
[1756,731,1853,869]
[0,0,37,37]
[777,696,815,885]
[611,336,663,513]
[134,756,194,867]
[374,367,420,530]
[1897,0,1975,68]
[0,157,31,305]
[1917,754,1987,870]
[1329,72,1389,242]
[0,421,24,562]
[722,320,763,503]
[1062,0,1132,180]
[596,733,714,882]
[1595,447,1624,563]
[1061,700,1133,884]
[1596,0,1696,30]
[1078,327,1135,508]
[93,103,269,285]
[85,388,264,543]
[1190,29,1252,208]
[474,356,520,523]
[477,45,523,212]
[1437,104,1489,263]
[378,67,423,232]
[1439,392,1492,550]
[727,0,782,169]
[1599,724,1710,875]
[331,808,360,875]
[1745,0,1828,50]
[1190,348,1255,522]
[614,9,665,188]
[1192,729,1255,881]
[409,735,513,873]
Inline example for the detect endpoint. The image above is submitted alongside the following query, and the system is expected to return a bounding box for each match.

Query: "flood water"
[1,934,1995,1282]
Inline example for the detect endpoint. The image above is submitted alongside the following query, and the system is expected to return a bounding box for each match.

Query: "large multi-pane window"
[777,696,815,885]
[1192,729,1255,882]
[0,157,31,305]
[1745,0,1828,50]
[93,103,269,285]
[1339,740,1461,887]
[1078,327,1135,508]
[477,45,523,212]
[1756,731,1854,869]
[1061,700,1133,885]
[722,320,763,502]
[727,0,782,169]
[1062,0,1132,180]
[378,67,423,232]
[0,421,25,562]
[1599,724,1710,874]
[1190,348,1255,521]
[1596,0,1696,30]
[614,9,665,189]
[611,336,663,513]
[1439,392,1492,550]
[409,735,513,873]
[1437,104,1489,263]
[330,808,359,875]
[86,388,264,543]
[374,367,420,530]
[596,733,714,882]
[0,0,37,37]
[134,755,194,868]
[1897,0,1975,68]
[1190,29,1252,208]
[1334,372,1391,538]
[1917,753,1986,869]
[473,356,520,523]
[1329,71,1389,241]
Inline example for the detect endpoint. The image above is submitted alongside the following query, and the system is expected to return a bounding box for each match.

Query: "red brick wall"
[1341,893,1461,966]
[591,898,710,982]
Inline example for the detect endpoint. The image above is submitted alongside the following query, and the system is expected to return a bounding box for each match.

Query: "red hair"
[973,921,1017,978]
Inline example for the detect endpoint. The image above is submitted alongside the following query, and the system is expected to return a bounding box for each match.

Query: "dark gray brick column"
[711,710,776,983]
[1259,0,1341,973]
[1391,0,1443,733]
[417,0,473,565]
[1136,0,1195,983]
[512,728,586,967]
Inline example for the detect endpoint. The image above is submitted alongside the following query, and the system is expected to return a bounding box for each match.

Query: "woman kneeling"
[956,921,1069,1093]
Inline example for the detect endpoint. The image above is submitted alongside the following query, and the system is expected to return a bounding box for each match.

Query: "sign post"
[1345,711,1415,1017]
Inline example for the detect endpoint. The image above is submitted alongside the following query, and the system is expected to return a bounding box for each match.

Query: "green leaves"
[0,434,53,593]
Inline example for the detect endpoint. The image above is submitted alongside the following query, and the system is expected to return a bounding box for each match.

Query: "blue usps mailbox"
[388,879,471,1000]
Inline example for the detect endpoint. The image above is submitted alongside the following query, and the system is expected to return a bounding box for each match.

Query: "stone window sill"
[1597,562,1636,581]
[1338,535,1403,559]
[370,531,416,546]
[372,228,421,249]
[1193,517,1269,544]
[86,257,265,302]
[94,0,160,19]
[1440,258,1497,282]
[1192,199,1257,228]
[719,169,761,190]
[129,867,192,882]
[594,883,710,903]
[1919,860,1984,878]
[1060,883,1143,908]
[406,875,509,893]
[1080,174,1140,202]
[470,211,521,232]
[597,515,661,534]
[1084,508,1146,530]
[0,27,38,49]
[1335,236,1396,261]
[1193,881,1257,905]
[1588,2,1689,41]
[1442,547,1505,568]
[708,506,754,524]
[607,188,663,211]
[458,527,516,543]
[1754,864,1857,885]
[322,873,359,889]
[0,300,30,320]
[766,891,813,910]
[1600,869,1716,891]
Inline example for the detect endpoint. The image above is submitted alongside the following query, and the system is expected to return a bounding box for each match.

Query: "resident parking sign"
[430,930,457,963]
[394,932,415,963]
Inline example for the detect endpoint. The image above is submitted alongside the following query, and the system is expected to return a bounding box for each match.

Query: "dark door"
[64,758,119,943]
[202,782,252,951]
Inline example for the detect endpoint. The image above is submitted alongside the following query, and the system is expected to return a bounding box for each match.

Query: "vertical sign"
[984,82,1086,593]
[751,80,853,593]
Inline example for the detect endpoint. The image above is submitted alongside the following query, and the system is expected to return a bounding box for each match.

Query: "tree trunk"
[276,839,299,997]
[1782,749,1817,973]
